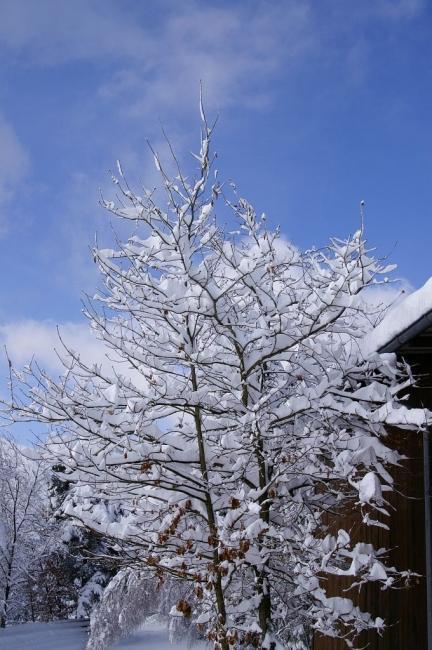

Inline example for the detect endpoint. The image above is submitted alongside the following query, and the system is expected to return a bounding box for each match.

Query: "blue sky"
[0,0,431,376]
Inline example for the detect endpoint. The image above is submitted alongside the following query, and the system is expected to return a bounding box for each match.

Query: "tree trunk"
[191,365,228,650]
[1,542,16,628]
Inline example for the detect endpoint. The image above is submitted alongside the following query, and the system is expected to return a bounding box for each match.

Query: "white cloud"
[97,2,314,119]
[0,319,150,393]
[0,115,29,230]
[0,0,148,63]
[0,1,314,117]
[0,0,426,123]
[0,319,107,373]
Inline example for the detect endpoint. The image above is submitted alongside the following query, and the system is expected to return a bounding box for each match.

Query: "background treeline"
[0,437,111,628]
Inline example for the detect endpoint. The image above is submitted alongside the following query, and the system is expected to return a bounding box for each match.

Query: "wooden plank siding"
[314,349,432,650]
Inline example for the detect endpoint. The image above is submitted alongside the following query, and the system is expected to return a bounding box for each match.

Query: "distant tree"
[0,438,108,626]
[6,109,428,649]
[39,462,114,622]
[0,437,45,626]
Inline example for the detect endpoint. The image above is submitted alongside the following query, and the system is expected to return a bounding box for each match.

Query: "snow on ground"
[0,620,208,650]
[111,619,207,649]
[0,620,88,649]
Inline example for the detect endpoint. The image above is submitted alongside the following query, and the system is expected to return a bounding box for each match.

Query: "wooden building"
[314,279,432,650]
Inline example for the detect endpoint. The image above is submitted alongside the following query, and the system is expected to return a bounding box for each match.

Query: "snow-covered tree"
[0,437,46,626]
[0,437,108,626]
[6,109,428,649]
[86,566,201,650]
[48,463,115,620]
[86,568,156,650]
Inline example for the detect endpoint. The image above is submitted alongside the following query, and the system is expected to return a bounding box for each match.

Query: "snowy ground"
[0,620,208,649]
[111,619,207,649]
[0,620,88,649]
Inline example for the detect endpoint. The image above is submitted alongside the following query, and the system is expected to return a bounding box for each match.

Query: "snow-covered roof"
[362,277,432,355]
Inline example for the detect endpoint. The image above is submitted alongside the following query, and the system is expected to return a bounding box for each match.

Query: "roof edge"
[377,308,432,353]
[361,277,432,356]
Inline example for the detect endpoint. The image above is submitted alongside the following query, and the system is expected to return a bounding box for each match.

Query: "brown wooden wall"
[314,356,431,650]
[314,427,427,649]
